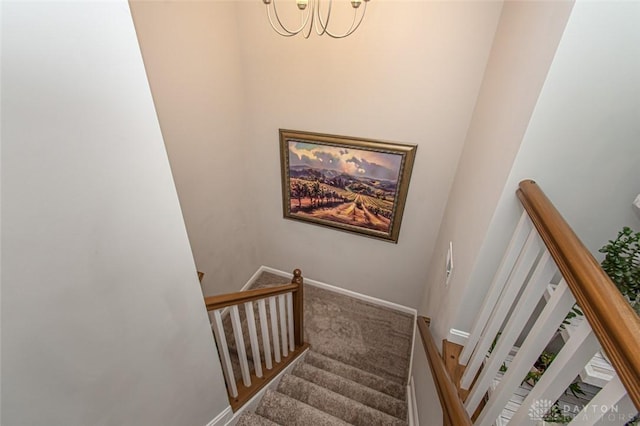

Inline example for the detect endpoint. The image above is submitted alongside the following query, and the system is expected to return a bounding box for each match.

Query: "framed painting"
[280,129,417,243]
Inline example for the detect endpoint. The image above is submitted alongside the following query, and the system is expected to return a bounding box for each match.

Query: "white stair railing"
[459,211,534,369]
[461,215,544,390]
[211,309,238,398]
[422,180,640,426]
[507,320,600,425]
[204,269,307,411]
[257,299,272,370]
[269,296,281,363]
[244,301,263,378]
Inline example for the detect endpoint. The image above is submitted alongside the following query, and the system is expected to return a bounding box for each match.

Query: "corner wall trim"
[447,328,470,346]
[205,406,232,426]
[214,267,270,319]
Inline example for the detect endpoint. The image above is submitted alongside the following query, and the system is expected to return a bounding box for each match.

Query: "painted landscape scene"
[286,140,404,234]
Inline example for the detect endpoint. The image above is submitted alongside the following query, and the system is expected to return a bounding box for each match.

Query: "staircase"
[418,181,640,426]
[235,350,408,425]
[204,269,415,425]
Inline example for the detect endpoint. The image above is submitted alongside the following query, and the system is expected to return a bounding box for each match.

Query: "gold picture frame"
[280,129,417,243]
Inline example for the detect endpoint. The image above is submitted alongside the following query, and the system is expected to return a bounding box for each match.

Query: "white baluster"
[568,375,629,426]
[244,301,263,378]
[211,309,238,398]
[257,298,272,370]
[230,305,251,387]
[461,212,531,365]
[474,280,576,426]
[610,394,637,426]
[462,228,543,390]
[509,319,600,425]
[269,296,281,363]
[278,294,288,357]
[463,251,556,403]
[287,292,295,352]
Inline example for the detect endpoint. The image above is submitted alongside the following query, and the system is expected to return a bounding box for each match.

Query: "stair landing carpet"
[235,271,414,425]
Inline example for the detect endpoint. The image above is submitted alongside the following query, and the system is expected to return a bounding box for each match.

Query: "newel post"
[292,269,304,347]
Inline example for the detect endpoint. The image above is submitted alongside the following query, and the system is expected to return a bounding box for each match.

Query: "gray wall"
[130,1,260,297]
[411,327,444,425]
[454,0,640,334]
[236,0,505,308]
[131,0,504,307]
[418,0,575,344]
[1,2,229,424]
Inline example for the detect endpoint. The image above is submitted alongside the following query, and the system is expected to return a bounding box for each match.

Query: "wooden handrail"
[418,316,473,426]
[517,179,640,409]
[205,283,299,311]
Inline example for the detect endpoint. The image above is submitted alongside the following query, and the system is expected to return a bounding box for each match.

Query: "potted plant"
[599,226,640,315]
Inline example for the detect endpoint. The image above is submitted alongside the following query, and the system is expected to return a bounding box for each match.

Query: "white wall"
[417,0,575,344]
[1,2,229,424]
[453,0,640,333]
[130,1,259,297]
[130,0,505,307]
[237,0,504,308]
[411,328,444,425]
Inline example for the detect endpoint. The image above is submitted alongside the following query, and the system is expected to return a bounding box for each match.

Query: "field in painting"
[288,170,396,233]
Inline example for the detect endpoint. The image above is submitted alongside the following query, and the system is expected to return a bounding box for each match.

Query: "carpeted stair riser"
[292,361,407,420]
[277,374,406,426]
[256,389,350,426]
[303,350,406,401]
[234,412,279,426]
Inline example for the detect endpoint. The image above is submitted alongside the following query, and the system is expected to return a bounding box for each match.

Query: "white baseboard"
[205,406,233,426]
[259,266,418,316]
[240,267,271,292]
[407,376,419,426]
[212,267,270,320]
[407,320,417,386]
[447,328,470,346]
[224,347,310,425]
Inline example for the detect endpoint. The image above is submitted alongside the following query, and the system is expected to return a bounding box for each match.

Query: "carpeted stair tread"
[304,351,406,401]
[292,361,407,420]
[256,389,350,426]
[303,285,414,386]
[235,412,280,426]
[277,374,407,426]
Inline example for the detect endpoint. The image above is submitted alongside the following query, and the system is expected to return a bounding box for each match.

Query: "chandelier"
[262,0,370,39]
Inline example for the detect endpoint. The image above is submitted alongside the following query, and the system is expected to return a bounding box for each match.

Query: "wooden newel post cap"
[292,269,303,284]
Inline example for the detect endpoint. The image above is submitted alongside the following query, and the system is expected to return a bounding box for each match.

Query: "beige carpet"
[232,271,414,425]
[250,271,414,387]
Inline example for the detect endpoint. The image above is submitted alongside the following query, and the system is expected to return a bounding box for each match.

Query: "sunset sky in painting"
[288,141,403,182]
